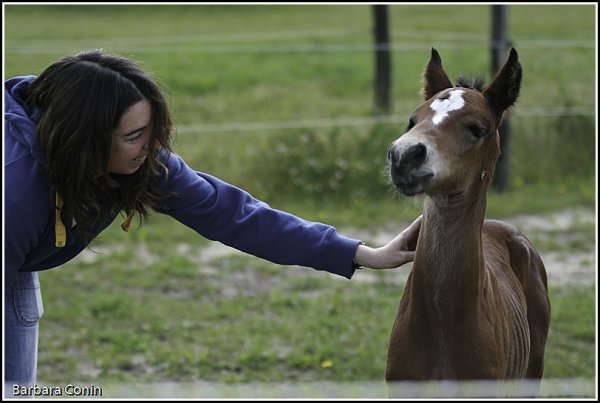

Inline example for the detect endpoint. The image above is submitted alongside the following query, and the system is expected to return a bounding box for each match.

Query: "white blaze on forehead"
[430,89,465,125]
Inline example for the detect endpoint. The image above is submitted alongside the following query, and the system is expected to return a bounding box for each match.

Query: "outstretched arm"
[354,215,422,269]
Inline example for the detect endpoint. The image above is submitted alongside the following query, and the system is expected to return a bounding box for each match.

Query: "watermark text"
[12,384,103,397]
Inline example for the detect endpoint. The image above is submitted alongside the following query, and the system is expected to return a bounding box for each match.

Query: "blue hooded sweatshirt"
[4,76,361,287]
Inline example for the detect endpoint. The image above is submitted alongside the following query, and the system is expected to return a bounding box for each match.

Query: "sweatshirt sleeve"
[155,152,360,279]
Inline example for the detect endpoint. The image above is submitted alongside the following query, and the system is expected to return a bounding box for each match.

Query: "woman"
[4,50,421,387]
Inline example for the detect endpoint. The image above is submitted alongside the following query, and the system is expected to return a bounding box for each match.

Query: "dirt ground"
[173,205,597,289]
[75,205,596,288]
[343,205,597,287]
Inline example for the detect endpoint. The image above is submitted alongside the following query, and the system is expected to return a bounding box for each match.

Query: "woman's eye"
[124,132,142,142]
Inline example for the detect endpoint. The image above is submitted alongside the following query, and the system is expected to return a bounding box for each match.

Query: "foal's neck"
[413,185,489,309]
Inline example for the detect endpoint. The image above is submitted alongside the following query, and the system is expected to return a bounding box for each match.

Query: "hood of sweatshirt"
[5,76,48,168]
[5,73,110,281]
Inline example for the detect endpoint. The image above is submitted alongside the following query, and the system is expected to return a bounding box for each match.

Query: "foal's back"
[482,219,550,379]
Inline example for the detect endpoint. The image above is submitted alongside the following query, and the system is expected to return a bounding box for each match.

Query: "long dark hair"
[27,50,174,241]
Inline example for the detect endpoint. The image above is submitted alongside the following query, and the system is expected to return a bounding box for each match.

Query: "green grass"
[38,252,595,384]
[544,286,596,379]
[4,4,595,204]
[4,4,597,392]
[37,194,595,386]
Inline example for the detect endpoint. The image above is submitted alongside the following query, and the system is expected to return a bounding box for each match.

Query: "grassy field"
[4,4,595,202]
[3,4,597,397]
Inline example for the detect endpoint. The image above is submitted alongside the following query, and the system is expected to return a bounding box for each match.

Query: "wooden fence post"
[373,5,392,114]
[491,4,511,191]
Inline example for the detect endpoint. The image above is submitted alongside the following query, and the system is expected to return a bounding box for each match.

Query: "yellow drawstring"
[121,211,134,232]
[56,191,134,243]
[55,190,66,247]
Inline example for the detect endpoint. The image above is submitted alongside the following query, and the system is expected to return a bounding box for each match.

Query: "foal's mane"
[456,74,486,92]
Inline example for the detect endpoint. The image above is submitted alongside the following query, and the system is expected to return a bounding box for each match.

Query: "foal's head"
[388,48,521,199]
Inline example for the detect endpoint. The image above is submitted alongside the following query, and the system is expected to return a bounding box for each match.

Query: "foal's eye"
[467,123,487,139]
[406,118,416,131]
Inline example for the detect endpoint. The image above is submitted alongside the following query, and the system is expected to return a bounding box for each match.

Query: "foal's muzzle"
[387,142,433,196]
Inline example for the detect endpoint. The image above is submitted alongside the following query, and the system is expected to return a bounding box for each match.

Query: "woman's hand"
[354,215,422,269]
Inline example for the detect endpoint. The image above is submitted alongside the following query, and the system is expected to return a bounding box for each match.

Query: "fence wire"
[176,106,596,135]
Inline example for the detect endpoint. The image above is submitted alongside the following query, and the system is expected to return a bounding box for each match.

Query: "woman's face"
[107,99,152,175]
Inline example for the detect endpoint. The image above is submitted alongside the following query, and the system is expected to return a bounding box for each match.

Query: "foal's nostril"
[404,143,427,167]
[388,143,427,180]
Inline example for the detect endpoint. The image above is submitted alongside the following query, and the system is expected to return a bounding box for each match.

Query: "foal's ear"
[422,48,453,100]
[483,48,522,117]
